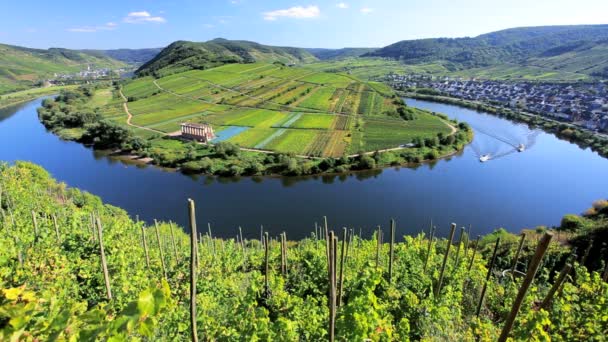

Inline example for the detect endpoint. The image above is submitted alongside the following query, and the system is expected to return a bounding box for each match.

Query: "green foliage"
[0,162,607,340]
[365,24,608,79]
[136,39,317,77]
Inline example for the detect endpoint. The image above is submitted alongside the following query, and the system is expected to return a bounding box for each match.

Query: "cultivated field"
[95,62,453,157]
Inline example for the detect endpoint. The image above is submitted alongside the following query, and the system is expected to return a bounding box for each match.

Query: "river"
[1,97,607,239]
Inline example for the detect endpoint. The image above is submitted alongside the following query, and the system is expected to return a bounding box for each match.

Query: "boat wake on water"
[471,125,541,162]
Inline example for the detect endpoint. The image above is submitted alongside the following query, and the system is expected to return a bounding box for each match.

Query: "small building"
[181,123,215,143]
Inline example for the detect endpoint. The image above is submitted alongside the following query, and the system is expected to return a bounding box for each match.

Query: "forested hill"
[365,24,608,76]
[305,47,378,60]
[82,48,163,65]
[0,43,126,94]
[136,39,318,77]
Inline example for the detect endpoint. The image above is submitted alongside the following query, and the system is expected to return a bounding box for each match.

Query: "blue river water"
[1,97,607,239]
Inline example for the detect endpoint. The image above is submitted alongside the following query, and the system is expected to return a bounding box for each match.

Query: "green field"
[94,62,455,157]
[0,85,77,108]
[360,112,452,151]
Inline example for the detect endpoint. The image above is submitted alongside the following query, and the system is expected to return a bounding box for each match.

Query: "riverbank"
[402,92,608,158]
[4,96,608,237]
[0,85,77,109]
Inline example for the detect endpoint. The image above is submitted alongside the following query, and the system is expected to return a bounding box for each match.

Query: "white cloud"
[263,5,320,21]
[360,7,374,14]
[337,2,349,9]
[123,11,166,24]
[67,22,117,33]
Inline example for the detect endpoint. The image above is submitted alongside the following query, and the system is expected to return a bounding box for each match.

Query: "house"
[181,123,215,143]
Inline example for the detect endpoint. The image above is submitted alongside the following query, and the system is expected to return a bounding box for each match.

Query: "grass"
[224,109,287,128]
[0,85,77,108]
[265,129,318,154]
[121,77,159,99]
[298,87,336,111]
[290,114,336,129]
[228,128,278,148]
[87,89,113,108]
[361,112,451,151]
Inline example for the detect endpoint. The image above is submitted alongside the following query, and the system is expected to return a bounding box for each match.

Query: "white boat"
[517,144,525,152]
[479,154,490,162]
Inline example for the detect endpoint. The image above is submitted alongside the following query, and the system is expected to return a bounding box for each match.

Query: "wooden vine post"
[95,217,112,300]
[435,223,456,298]
[580,239,593,265]
[498,232,553,342]
[510,233,526,277]
[375,226,382,268]
[187,199,198,342]
[239,226,245,254]
[139,220,151,269]
[476,238,500,317]
[324,216,329,260]
[388,219,396,283]
[424,225,436,272]
[467,235,481,272]
[328,231,337,342]
[454,227,465,266]
[280,232,287,275]
[338,227,347,307]
[52,213,60,242]
[154,220,168,280]
[264,232,270,297]
[208,223,215,255]
[31,211,39,242]
[169,221,179,263]
[540,263,572,310]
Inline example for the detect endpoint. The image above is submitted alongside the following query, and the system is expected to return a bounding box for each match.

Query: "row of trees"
[38,87,149,151]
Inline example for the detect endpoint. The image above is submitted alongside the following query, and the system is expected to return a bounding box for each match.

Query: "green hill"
[136,38,318,77]
[0,43,126,94]
[305,48,378,60]
[365,25,608,78]
[82,48,163,65]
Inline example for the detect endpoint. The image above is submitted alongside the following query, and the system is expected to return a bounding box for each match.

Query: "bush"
[358,155,376,169]
[559,214,588,232]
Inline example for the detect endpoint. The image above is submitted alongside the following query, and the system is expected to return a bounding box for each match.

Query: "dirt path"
[118,88,166,135]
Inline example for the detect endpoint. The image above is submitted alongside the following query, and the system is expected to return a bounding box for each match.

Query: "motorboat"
[479,154,490,162]
[517,144,525,152]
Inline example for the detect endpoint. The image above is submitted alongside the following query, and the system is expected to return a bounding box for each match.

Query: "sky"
[1,0,607,50]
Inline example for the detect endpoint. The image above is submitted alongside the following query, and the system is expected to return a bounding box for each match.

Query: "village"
[387,74,608,132]
[50,64,128,83]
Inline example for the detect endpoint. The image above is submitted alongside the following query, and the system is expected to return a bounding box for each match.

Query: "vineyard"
[70,62,454,158]
[1,162,607,340]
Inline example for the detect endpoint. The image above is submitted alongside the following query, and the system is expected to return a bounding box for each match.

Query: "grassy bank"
[0,85,77,109]
[0,161,606,340]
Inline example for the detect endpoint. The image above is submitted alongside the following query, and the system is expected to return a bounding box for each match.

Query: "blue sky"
[1,0,607,49]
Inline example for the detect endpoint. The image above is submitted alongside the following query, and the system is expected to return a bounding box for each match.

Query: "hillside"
[0,43,126,94]
[0,161,606,340]
[306,47,378,60]
[365,24,608,78]
[83,48,163,65]
[136,39,318,77]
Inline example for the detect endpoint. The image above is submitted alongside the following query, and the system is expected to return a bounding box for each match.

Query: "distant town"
[387,74,608,133]
[48,64,129,85]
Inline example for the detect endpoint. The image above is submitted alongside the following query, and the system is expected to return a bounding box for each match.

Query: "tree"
[214,142,240,159]
[559,214,587,232]
[358,155,376,169]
